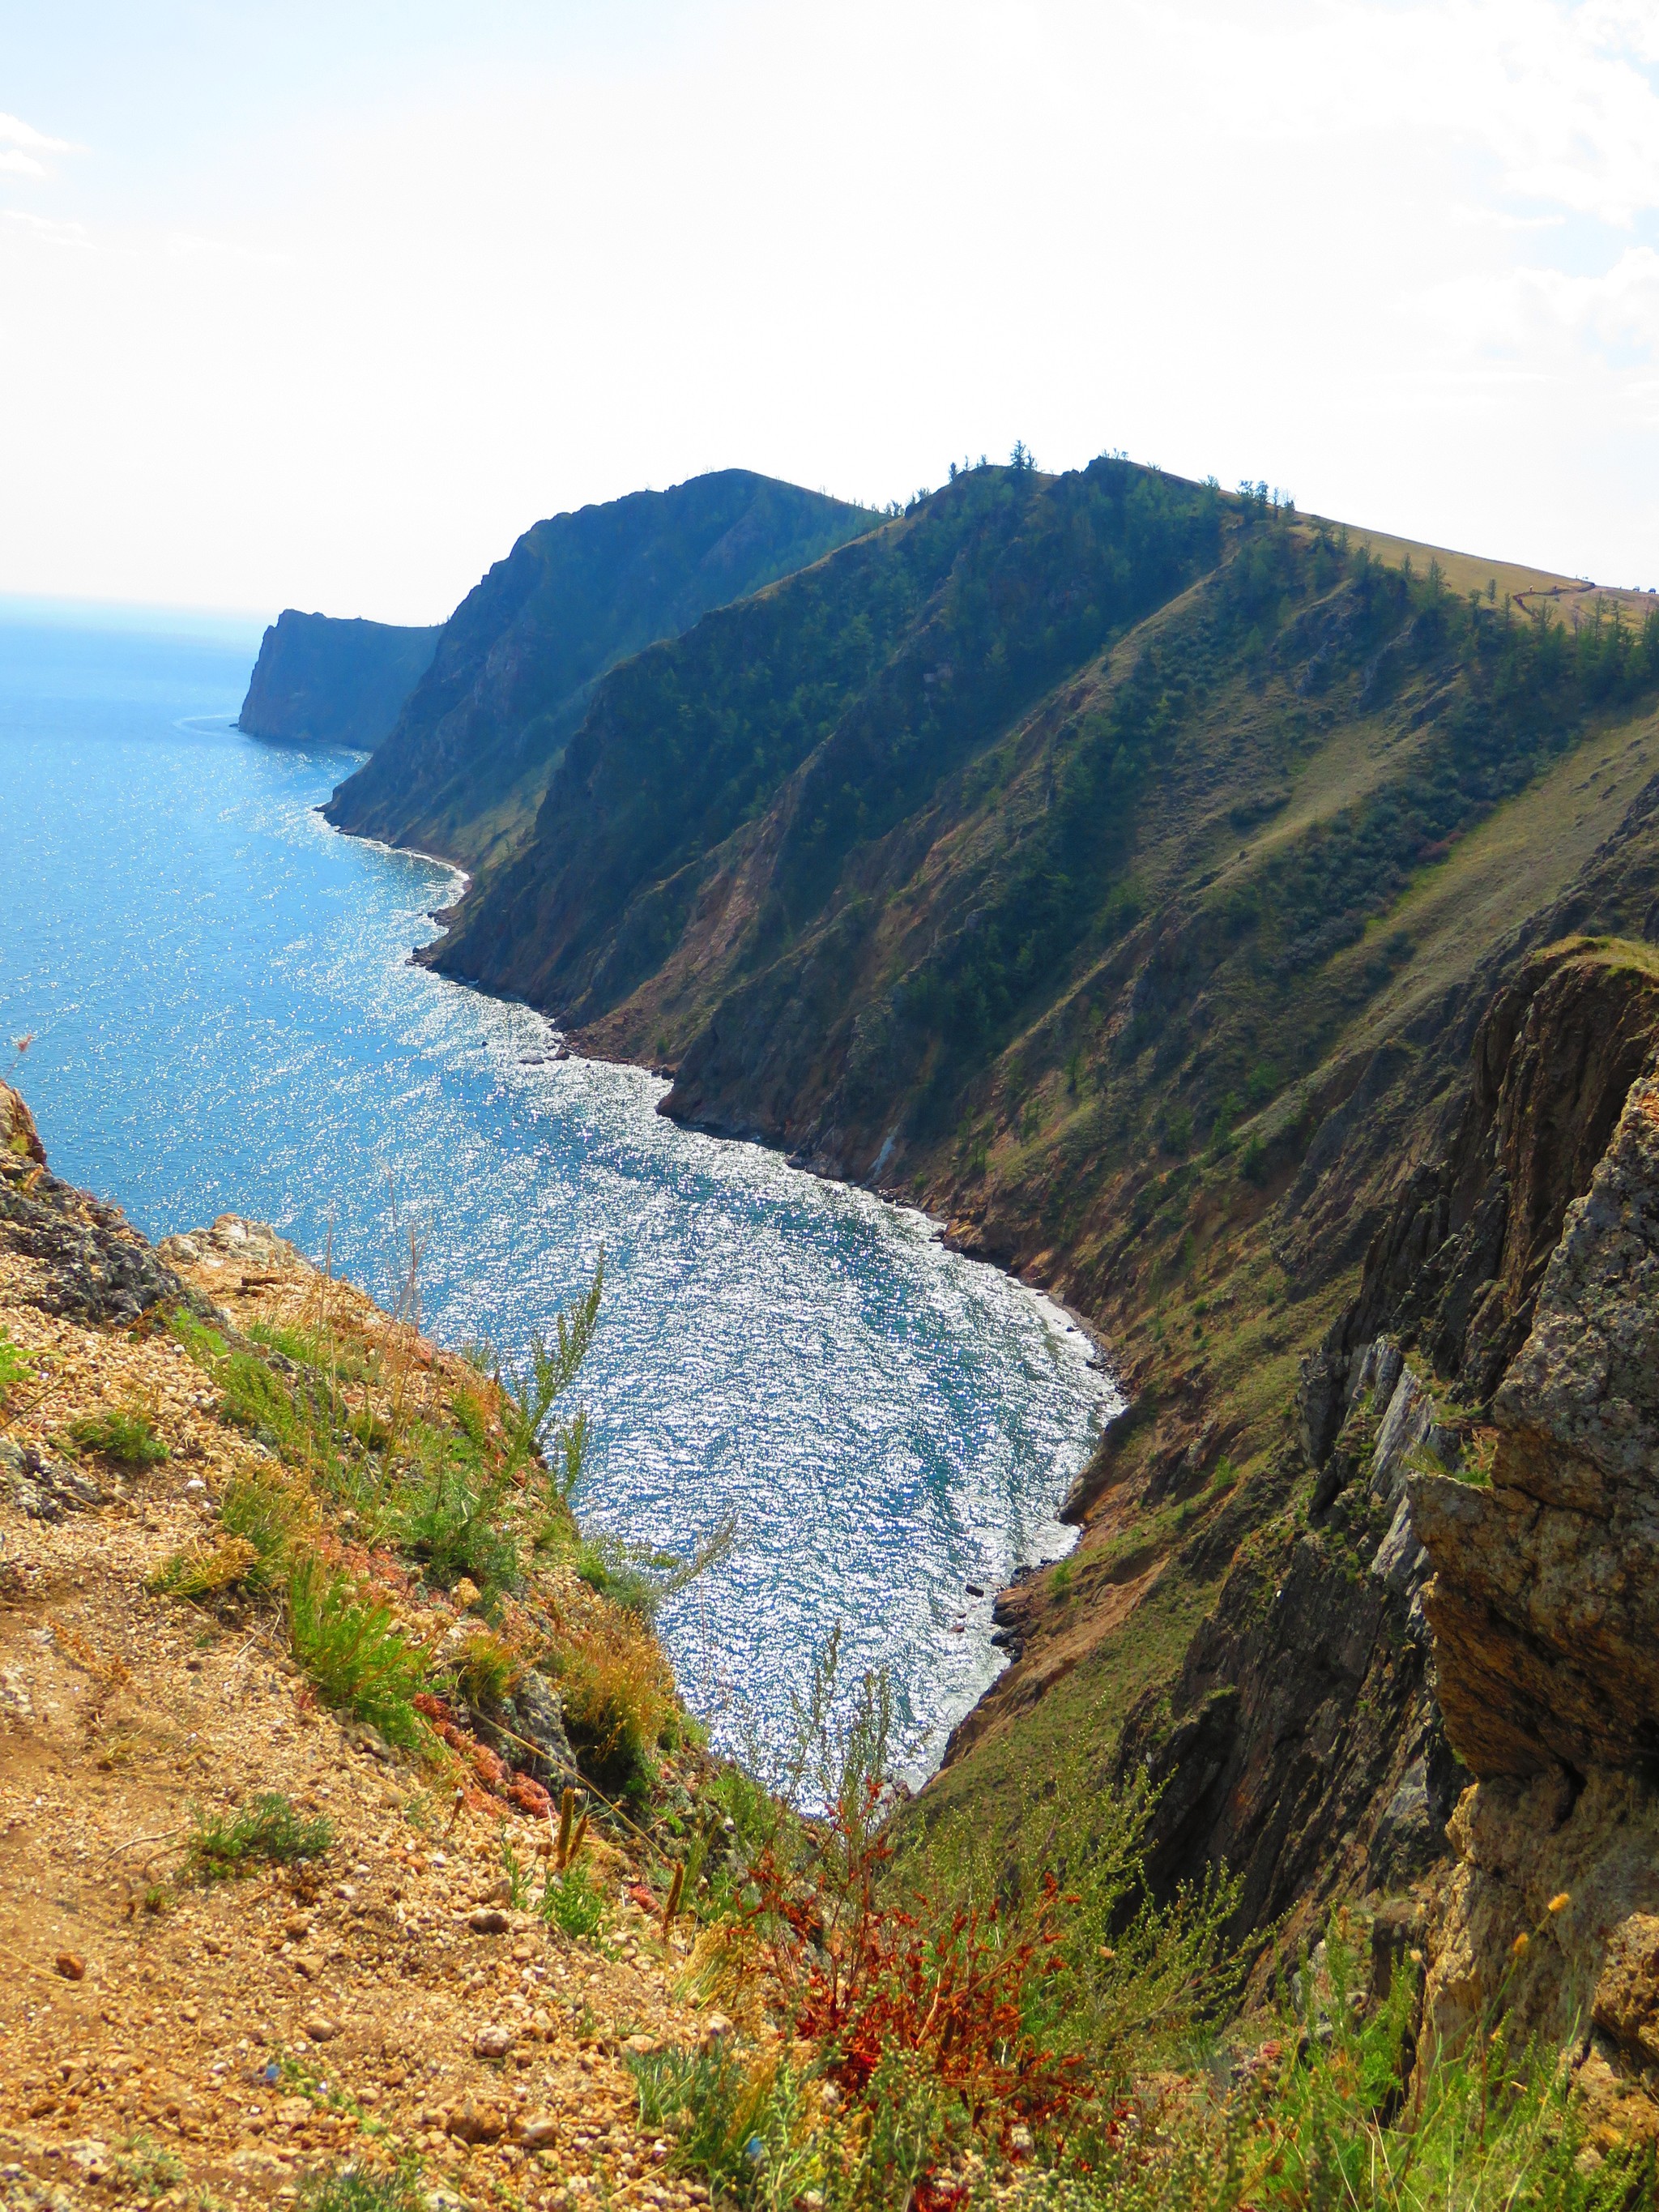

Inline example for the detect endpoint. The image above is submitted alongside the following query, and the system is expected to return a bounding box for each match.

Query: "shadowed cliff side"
[238,609,441,751]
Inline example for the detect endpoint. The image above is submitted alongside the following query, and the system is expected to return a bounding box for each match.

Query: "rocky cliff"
[324,471,876,873]
[237,609,440,752]
[407,459,1659,2033]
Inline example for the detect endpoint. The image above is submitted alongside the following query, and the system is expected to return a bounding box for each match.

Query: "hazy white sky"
[3,0,1657,623]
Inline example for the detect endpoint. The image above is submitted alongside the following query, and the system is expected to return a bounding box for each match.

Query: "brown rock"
[446,2093,505,2143]
[53,1952,86,1981]
[516,2115,561,2150]
[467,1907,510,1935]
[301,2014,341,2043]
[472,2022,514,2060]
[1414,1071,1659,1779]
[1593,1913,1659,2070]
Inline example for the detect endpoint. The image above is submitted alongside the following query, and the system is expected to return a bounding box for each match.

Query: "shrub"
[113,2133,185,2201]
[547,1604,676,1798]
[393,1456,519,1598]
[147,1536,258,1599]
[453,1627,522,1709]
[299,2167,422,2212]
[219,1464,309,1586]
[165,1308,228,1366]
[0,1326,34,1405]
[286,1558,429,1746]
[539,1860,607,1941]
[69,1406,168,1466]
[190,1791,332,1881]
[248,1318,324,1367]
[218,1352,305,1455]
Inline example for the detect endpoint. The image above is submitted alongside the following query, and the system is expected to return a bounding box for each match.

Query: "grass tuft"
[147,1536,258,1599]
[0,1324,34,1404]
[69,1405,168,1465]
[189,1791,332,1881]
[286,1557,429,1746]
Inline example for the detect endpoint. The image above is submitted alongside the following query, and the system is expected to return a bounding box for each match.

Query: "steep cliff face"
[1405,1060,1659,2133]
[324,471,875,872]
[237,609,440,751]
[945,929,1659,1966]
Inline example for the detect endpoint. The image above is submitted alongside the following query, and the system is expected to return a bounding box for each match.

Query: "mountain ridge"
[322,469,878,874]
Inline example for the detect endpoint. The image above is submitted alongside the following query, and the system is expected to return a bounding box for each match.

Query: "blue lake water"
[0,604,1113,1776]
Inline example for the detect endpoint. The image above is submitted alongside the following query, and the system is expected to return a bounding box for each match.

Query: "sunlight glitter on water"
[0,611,1116,1775]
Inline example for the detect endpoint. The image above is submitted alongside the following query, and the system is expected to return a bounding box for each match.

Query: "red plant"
[734,1786,1085,2137]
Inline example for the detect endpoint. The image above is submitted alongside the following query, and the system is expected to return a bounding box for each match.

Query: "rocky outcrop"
[238,609,440,752]
[1318,942,1659,1432]
[1411,1065,1659,1782]
[0,1083,195,1327]
[1115,1365,1461,1947]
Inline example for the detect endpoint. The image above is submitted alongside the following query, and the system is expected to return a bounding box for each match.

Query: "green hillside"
[324,468,878,872]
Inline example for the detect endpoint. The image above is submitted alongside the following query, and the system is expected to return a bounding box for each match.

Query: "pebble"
[467,1907,510,1934]
[473,2024,514,2059]
[53,1952,85,1981]
[301,2014,341,2043]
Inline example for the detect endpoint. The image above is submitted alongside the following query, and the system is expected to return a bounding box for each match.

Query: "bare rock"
[1414,1070,1659,1778]
[472,2022,513,2060]
[1593,1913,1659,2071]
[446,2092,505,2142]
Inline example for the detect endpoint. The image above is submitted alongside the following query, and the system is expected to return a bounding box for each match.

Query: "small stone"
[446,2092,505,2142]
[517,2116,560,2150]
[468,1908,510,1935]
[473,2023,514,2060]
[54,1952,86,1981]
[301,2014,340,2043]
[274,2096,313,2124]
[284,1916,313,1941]
[700,2011,733,2043]
[623,2033,658,2055]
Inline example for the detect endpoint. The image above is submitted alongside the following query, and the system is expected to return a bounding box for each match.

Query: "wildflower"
[1512,1932,1529,1957]
[1409,1948,1423,1965]
[1547,1891,1570,1914]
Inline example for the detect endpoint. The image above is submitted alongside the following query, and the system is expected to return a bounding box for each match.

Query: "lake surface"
[0,604,1114,1777]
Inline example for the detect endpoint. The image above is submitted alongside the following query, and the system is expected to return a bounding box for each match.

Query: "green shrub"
[69,1406,168,1465]
[539,1859,607,1941]
[0,1326,34,1405]
[190,1791,332,1881]
[247,1318,324,1367]
[147,1536,258,1599]
[299,2166,422,2212]
[393,1455,519,1597]
[113,2133,184,2201]
[219,1464,308,1587]
[165,1308,228,1366]
[286,1558,429,1746]
[218,1351,305,1454]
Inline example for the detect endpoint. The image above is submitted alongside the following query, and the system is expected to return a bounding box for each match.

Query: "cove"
[0,604,1115,1775]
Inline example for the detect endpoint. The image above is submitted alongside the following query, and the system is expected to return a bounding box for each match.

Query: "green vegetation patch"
[190,1791,332,1881]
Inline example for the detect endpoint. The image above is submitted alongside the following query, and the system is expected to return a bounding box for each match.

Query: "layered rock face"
[1406,1065,1659,2114]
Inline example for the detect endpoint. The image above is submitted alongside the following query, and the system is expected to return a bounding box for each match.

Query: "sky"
[2,0,1658,625]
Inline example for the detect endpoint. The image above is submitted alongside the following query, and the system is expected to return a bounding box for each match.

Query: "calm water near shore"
[0,603,1114,1774]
